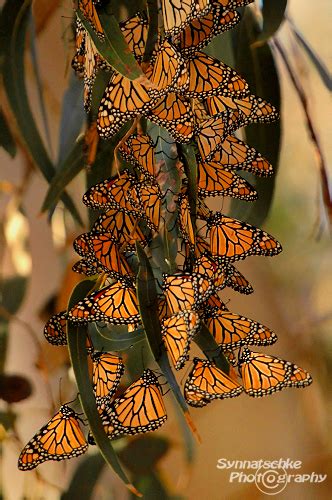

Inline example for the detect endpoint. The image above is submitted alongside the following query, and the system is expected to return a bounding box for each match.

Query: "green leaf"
[0,108,16,157]
[42,138,85,212]
[61,453,105,500]
[58,74,85,164]
[230,9,281,226]
[132,472,169,500]
[1,0,82,225]
[92,323,145,352]
[253,0,287,46]
[67,280,140,497]
[119,436,170,475]
[194,325,229,374]
[76,9,142,79]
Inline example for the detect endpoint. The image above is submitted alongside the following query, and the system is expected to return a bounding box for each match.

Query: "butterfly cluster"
[18,0,312,472]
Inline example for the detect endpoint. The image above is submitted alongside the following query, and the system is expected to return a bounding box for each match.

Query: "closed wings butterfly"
[68,281,140,325]
[18,405,88,470]
[205,309,277,349]
[206,212,282,262]
[237,347,313,397]
[93,369,167,439]
[161,0,211,36]
[91,352,124,406]
[161,310,200,370]
[184,357,243,405]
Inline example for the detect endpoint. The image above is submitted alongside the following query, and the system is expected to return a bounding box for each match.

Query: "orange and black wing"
[175,5,240,57]
[205,309,277,349]
[197,160,257,200]
[18,405,88,470]
[68,282,140,325]
[99,369,167,438]
[161,0,211,37]
[162,310,200,370]
[91,352,124,406]
[207,213,282,262]
[78,0,104,39]
[184,357,243,402]
[119,11,149,63]
[44,312,68,346]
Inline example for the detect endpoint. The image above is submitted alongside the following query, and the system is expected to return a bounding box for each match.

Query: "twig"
[272,38,332,230]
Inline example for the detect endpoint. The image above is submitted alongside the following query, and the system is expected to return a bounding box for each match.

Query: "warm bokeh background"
[1,0,331,498]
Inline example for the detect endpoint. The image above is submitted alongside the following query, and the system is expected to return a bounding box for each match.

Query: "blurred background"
[0,0,331,498]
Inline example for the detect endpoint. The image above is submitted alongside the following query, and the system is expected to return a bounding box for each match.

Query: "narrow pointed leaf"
[0,108,16,157]
[1,0,82,225]
[253,0,287,45]
[67,280,141,497]
[76,9,142,79]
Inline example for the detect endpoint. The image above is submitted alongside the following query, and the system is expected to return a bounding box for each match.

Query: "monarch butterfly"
[205,309,277,350]
[143,40,188,98]
[92,369,167,439]
[72,20,111,112]
[97,72,157,138]
[174,6,240,57]
[162,310,200,370]
[72,258,100,277]
[119,134,156,182]
[195,115,229,162]
[237,347,312,397]
[43,311,68,346]
[202,293,228,320]
[129,181,162,231]
[119,11,149,63]
[92,209,150,250]
[217,0,253,8]
[192,255,227,291]
[18,404,88,470]
[183,52,248,98]
[197,160,257,200]
[161,0,211,37]
[83,170,138,212]
[184,357,243,404]
[78,0,104,39]
[207,135,273,176]
[224,263,254,294]
[184,386,210,407]
[163,272,213,314]
[205,94,279,131]
[177,193,195,248]
[158,296,172,322]
[206,212,282,262]
[91,352,124,406]
[73,232,133,282]
[68,281,140,325]
[144,92,194,143]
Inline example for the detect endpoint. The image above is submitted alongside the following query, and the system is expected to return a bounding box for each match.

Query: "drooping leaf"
[57,74,85,164]
[230,9,281,226]
[42,138,85,212]
[1,0,82,225]
[67,280,141,497]
[76,8,142,79]
[253,0,287,46]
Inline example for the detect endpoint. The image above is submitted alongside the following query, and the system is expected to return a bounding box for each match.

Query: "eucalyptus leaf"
[1,0,82,225]
[253,0,287,46]
[67,280,139,496]
[42,138,85,212]
[76,9,142,79]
